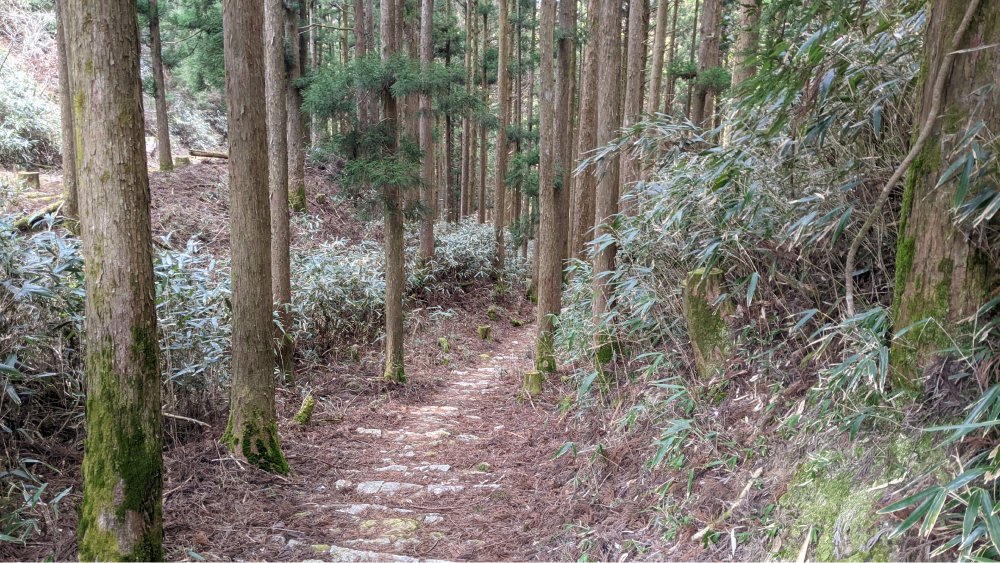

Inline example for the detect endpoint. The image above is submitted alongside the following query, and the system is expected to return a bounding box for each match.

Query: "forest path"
[174,320,582,563]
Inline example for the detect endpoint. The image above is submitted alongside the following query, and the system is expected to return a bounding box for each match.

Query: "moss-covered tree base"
[478,326,491,340]
[222,412,289,475]
[294,395,315,427]
[520,371,543,401]
[384,360,406,383]
[682,268,734,378]
[290,186,307,212]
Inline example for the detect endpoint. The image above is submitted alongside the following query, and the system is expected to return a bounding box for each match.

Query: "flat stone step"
[322,544,419,562]
[355,481,423,495]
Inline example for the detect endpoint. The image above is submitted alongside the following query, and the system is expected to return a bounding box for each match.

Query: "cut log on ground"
[190,149,229,159]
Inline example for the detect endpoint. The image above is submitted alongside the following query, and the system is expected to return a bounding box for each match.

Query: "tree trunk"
[478,8,489,224]
[286,6,307,212]
[150,0,173,171]
[54,0,77,220]
[890,0,1000,387]
[692,0,721,128]
[731,0,761,88]
[535,0,557,376]
[570,0,599,261]
[382,0,406,382]
[493,0,510,272]
[355,0,368,125]
[620,0,647,213]
[220,0,288,475]
[663,0,680,114]
[554,0,575,283]
[647,0,669,114]
[685,0,699,121]
[419,0,436,261]
[265,0,293,381]
[593,0,622,368]
[461,0,473,218]
[65,0,164,557]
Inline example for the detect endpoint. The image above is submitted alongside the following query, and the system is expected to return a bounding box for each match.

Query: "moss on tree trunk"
[682,269,734,378]
[890,0,1000,388]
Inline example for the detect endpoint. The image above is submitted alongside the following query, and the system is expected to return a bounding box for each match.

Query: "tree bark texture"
[593,0,622,367]
[692,0,721,128]
[536,0,557,375]
[663,0,679,114]
[149,0,173,171]
[64,0,164,557]
[286,5,307,212]
[570,0,599,261]
[685,0,699,120]
[621,0,647,212]
[266,0,294,380]
[478,8,489,224]
[553,0,575,289]
[648,0,669,114]
[54,0,77,220]
[220,0,288,475]
[731,0,761,88]
[382,0,406,382]
[493,0,510,272]
[355,0,369,126]
[419,0,436,261]
[890,0,1000,386]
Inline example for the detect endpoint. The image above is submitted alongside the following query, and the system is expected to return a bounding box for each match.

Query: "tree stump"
[438,337,450,353]
[174,157,191,167]
[17,171,40,191]
[682,268,734,377]
[478,326,491,340]
[520,371,543,400]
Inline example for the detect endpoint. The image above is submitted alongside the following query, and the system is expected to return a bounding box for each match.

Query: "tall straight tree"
[569,0,598,260]
[647,0,669,114]
[265,0,294,378]
[381,0,406,382]
[493,0,510,271]
[54,0,77,220]
[890,0,997,386]
[149,0,173,171]
[691,0,721,127]
[220,0,289,474]
[535,0,557,376]
[592,0,622,368]
[418,0,435,261]
[65,0,164,557]
[620,0,647,212]
[554,0,575,271]
[460,0,474,218]
[354,0,369,126]
[685,0,699,120]
[477,3,489,224]
[662,0,680,113]
[732,0,761,88]
[286,2,307,212]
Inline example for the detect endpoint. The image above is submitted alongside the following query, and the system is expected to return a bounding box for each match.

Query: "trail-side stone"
[412,464,451,472]
[327,545,419,562]
[357,427,382,437]
[682,268,735,378]
[374,465,408,472]
[422,514,444,524]
[335,479,353,490]
[338,504,414,515]
[427,485,464,495]
[359,518,420,534]
[356,481,423,496]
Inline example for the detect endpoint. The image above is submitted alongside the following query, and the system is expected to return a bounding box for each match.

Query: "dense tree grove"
[6,0,1000,559]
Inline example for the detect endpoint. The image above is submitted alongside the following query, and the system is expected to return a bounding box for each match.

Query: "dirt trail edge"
[163,322,579,562]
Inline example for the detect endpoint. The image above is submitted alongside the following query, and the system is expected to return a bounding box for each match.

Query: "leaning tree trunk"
[419,0,435,261]
[286,5,308,212]
[65,0,164,557]
[382,0,406,383]
[221,0,289,475]
[493,0,511,272]
[620,0,647,213]
[890,0,1000,388]
[535,0,557,377]
[150,0,173,171]
[731,0,761,88]
[265,0,294,381]
[54,0,77,220]
[570,0,599,260]
[593,0,623,368]
[692,0,721,128]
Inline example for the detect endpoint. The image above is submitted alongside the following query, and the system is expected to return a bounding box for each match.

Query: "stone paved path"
[286,330,537,562]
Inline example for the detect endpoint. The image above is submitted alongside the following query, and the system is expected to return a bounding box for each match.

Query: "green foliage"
[667,59,697,80]
[696,66,731,92]
[0,59,59,168]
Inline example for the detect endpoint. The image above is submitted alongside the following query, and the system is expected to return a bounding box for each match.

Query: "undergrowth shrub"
[0,61,59,168]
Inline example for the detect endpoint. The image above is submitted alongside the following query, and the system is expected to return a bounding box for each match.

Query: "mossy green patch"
[682,269,733,378]
[222,412,290,475]
[294,395,315,427]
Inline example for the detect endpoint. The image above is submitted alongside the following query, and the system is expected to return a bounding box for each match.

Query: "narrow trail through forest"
[161,321,584,562]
